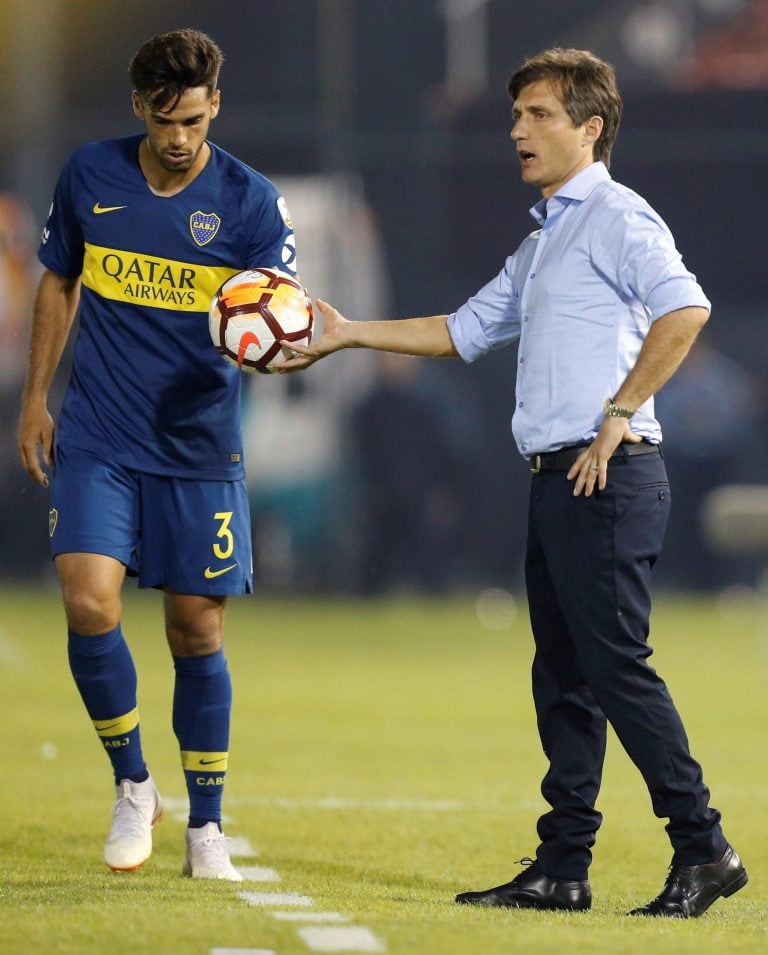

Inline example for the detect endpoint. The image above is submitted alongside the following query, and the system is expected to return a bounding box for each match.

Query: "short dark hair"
[508,48,622,167]
[130,28,224,111]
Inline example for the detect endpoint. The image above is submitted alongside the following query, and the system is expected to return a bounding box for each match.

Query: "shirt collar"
[529,161,611,225]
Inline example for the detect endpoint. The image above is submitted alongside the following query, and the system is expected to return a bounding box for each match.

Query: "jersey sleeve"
[37,154,85,279]
[243,181,297,276]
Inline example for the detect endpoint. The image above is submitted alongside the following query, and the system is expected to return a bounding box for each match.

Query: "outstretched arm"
[275,299,458,372]
[17,269,81,487]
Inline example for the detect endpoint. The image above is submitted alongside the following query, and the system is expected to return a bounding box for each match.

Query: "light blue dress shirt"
[447,162,710,457]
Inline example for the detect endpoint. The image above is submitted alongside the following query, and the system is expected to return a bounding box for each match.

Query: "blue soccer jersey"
[38,134,296,479]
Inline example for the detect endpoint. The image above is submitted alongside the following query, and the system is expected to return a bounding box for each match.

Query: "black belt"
[530,442,660,473]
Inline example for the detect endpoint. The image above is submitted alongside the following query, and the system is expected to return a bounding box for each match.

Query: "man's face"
[510,79,601,198]
[132,85,220,174]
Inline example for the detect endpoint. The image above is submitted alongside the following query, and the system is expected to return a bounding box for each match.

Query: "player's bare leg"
[56,552,125,636]
[164,591,226,658]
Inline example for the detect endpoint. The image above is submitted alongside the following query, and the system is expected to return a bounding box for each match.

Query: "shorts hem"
[50,545,132,567]
[137,578,253,596]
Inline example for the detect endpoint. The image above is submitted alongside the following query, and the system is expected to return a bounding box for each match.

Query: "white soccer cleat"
[182,822,243,881]
[104,775,164,872]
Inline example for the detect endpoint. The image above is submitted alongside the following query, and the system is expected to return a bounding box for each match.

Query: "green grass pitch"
[0,583,766,954]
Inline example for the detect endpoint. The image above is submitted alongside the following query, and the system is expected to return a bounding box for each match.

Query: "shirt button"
[529,272,535,279]
[518,401,524,407]
[519,356,525,363]
[521,444,527,451]
[523,315,529,322]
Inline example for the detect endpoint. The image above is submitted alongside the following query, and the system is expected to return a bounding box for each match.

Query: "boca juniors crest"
[190,210,221,247]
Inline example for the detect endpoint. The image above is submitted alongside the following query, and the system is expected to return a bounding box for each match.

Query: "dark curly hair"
[130,28,224,111]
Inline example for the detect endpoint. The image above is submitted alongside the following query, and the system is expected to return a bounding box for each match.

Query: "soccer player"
[278,48,748,917]
[17,29,297,879]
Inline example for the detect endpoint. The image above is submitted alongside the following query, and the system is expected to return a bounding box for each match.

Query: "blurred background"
[1,0,766,597]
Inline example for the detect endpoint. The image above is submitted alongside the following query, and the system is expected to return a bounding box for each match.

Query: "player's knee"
[166,612,224,656]
[165,595,225,656]
[167,624,223,657]
[63,589,121,636]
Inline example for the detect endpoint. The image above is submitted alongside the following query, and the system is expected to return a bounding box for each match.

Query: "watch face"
[604,398,632,418]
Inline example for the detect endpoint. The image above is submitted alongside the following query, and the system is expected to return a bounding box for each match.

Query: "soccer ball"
[209,268,314,374]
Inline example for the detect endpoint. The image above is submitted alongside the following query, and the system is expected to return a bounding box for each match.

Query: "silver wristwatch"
[603,397,635,419]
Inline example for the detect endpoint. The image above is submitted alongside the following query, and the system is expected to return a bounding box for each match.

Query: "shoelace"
[192,829,233,866]
[110,792,154,838]
[639,864,688,909]
[662,864,690,895]
[509,856,537,884]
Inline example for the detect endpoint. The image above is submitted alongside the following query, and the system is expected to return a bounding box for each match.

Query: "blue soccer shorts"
[49,444,253,595]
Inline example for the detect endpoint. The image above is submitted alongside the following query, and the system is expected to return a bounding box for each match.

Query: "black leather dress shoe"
[629,844,748,918]
[455,858,591,911]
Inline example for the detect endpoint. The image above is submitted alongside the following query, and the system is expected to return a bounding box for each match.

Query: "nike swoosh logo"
[238,331,262,368]
[199,758,226,766]
[95,721,121,732]
[93,202,128,214]
[204,563,238,579]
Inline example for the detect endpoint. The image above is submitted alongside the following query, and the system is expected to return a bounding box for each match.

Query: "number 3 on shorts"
[213,511,235,560]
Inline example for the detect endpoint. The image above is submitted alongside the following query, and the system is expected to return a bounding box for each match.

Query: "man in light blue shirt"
[279,47,746,919]
[450,160,710,457]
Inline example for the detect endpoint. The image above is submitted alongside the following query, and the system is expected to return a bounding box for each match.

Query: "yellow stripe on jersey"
[81,242,239,313]
[180,750,229,771]
[93,707,139,737]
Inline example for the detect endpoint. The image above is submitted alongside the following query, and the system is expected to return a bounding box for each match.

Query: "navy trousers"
[525,449,726,880]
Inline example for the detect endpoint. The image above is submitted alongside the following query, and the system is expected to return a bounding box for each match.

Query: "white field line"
[160,796,192,812]
[228,835,259,857]
[220,801,389,951]
[239,865,281,882]
[210,949,276,955]
[161,797,235,827]
[155,792,545,817]
[238,890,315,907]
[223,795,464,812]
[298,926,385,953]
[271,911,349,922]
